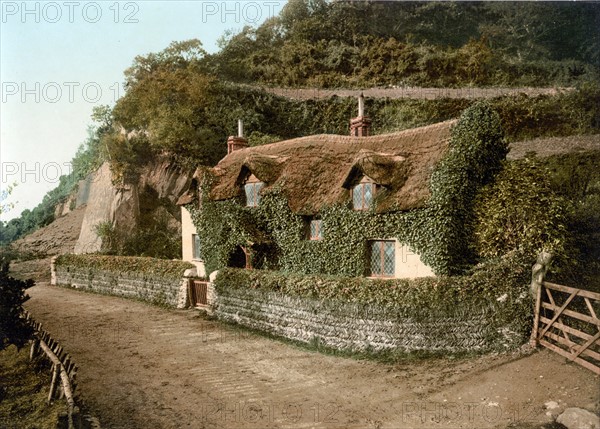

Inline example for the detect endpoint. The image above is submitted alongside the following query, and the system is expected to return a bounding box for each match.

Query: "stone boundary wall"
[214,285,519,353]
[51,257,194,309]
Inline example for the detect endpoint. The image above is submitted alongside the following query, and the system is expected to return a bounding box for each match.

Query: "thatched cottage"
[179,95,461,279]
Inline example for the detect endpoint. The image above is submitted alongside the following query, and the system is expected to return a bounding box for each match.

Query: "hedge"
[55,254,194,281]
[215,251,534,338]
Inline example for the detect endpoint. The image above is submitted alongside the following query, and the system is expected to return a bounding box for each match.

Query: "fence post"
[530,251,553,347]
[48,364,60,403]
[29,339,39,360]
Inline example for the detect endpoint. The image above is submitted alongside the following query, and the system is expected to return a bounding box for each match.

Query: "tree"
[0,183,17,217]
[113,40,224,167]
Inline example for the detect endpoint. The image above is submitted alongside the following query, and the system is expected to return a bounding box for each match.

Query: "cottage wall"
[395,243,435,278]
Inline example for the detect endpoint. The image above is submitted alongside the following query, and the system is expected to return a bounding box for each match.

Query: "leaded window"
[192,234,201,260]
[244,181,264,207]
[352,177,376,210]
[369,240,395,278]
[309,219,323,241]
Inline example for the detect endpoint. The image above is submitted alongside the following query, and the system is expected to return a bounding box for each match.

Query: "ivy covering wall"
[188,103,507,277]
[55,254,194,281]
[212,252,533,353]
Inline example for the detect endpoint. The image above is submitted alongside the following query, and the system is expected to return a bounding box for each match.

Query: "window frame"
[352,176,377,211]
[368,239,396,278]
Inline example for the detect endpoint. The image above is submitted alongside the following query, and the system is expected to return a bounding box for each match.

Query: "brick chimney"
[227,119,248,154]
[350,93,371,137]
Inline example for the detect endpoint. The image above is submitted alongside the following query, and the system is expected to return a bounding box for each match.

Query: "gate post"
[530,251,553,347]
[530,251,553,298]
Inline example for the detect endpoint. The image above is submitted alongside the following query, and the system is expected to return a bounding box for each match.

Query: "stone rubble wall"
[214,286,517,353]
[52,257,193,309]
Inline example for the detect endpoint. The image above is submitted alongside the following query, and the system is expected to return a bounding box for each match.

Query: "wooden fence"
[25,311,82,429]
[531,281,600,375]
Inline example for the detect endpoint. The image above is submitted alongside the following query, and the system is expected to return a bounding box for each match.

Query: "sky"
[0,0,286,221]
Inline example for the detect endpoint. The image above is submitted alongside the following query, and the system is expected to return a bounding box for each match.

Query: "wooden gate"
[188,279,209,307]
[531,281,600,374]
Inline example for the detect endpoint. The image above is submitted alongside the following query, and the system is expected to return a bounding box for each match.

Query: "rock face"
[74,162,134,254]
[12,205,87,256]
[557,408,600,429]
[73,157,193,254]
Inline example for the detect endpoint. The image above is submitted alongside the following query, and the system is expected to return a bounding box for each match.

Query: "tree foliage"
[209,0,600,88]
[0,254,34,351]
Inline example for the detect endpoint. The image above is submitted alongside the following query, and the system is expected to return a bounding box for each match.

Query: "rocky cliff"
[12,157,193,258]
[74,156,194,254]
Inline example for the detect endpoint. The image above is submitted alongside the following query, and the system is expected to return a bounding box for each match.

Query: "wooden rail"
[531,281,600,375]
[25,312,81,429]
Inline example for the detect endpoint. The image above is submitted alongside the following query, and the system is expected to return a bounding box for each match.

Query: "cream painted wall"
[394,241,435,278]
[181,206,206,277]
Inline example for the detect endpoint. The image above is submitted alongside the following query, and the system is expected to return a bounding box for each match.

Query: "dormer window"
[244,174,264,207]
[352,176,376,211]
[309,219,323,241]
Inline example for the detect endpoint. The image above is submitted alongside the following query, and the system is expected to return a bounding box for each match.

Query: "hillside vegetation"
[210,0,599,88]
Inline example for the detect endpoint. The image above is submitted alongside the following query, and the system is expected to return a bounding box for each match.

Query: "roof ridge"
[247,119,458,150]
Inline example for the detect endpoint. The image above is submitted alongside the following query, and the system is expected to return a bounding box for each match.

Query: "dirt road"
[20,279,599,429]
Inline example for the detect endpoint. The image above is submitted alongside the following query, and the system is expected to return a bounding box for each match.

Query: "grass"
[0,345,65,429]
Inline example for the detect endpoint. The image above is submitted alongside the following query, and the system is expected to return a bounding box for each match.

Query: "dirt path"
[21,279,598,429]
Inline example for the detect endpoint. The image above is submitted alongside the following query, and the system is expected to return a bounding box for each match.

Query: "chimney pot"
[350,93,371,137]
[228,119,248,154]
[238,119,244,138]
[358,93,365,117]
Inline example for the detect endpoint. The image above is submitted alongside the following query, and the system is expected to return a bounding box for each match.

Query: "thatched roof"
[208,120,456,215]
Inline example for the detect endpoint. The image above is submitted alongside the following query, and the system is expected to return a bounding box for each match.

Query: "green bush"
[0,254,34,351]
[474,156,571,263]
[539,151,600,288]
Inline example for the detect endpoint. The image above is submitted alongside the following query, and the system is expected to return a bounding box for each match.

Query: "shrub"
[0,254,34,351]
[473,156,571,263]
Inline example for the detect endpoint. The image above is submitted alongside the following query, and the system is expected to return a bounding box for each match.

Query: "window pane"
[363,183,373,208]
[383,241,395,276]
[353,184,363,210]
[310,219,323,240]
[370,241,382,275]
[192,234,201,259]
[255,182,264,205]
[245,183,255,206]
[245,182,264,207]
